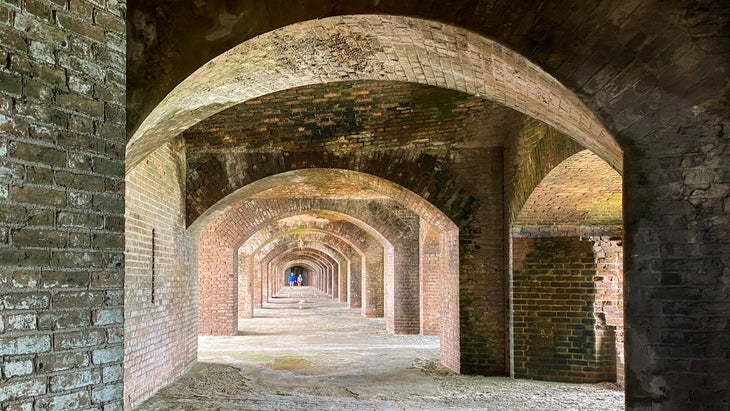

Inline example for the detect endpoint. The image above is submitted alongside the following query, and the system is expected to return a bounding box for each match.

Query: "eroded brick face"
[0,0,125,409]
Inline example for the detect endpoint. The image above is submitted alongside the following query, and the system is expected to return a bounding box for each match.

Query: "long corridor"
[136,287,624,410]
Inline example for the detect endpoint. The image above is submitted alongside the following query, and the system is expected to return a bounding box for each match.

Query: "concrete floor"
[136,287,624,410]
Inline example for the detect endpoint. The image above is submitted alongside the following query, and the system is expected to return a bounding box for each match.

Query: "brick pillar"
[420,220,443,335]
[237,253,254,318]
[592,236,624,387]
[197,243,237,335]
[331,258,341,299]
[361,247,384,317]
[624,115,730,408]
[340,260,349,303]
[387,212,420,334]
[348,256,362,307]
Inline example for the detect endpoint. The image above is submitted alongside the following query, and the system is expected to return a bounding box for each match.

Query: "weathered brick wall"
[592,236,624,387]
[513,237,616,383]
[197,233,236,335]
[0,0,125,408]
[236,254,253,318]
[439,228,461,372]
[124,139,196,408]
[622,114,729,408]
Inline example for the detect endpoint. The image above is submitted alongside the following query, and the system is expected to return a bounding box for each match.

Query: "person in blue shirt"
[288,273,296,287]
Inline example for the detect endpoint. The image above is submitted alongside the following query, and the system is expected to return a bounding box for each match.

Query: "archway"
[194,169,460,372]
[511,150,623,385]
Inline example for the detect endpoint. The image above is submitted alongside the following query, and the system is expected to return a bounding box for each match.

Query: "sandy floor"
[136,287,624,410]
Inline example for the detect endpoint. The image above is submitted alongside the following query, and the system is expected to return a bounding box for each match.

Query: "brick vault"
[0,1,728,410]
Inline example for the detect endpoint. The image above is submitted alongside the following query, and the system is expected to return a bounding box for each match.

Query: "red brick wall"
[592,236,624,386]
[236,254,254,318]
[512,237,617,383]
[124,139,196,407]
[389,208,421,334]
[440,229,461,372]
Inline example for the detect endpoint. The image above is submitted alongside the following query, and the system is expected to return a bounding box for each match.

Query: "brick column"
[624,115,730,408]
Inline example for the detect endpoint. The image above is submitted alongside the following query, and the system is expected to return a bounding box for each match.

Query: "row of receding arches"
[123,14,624,409]
[194,170,460,364]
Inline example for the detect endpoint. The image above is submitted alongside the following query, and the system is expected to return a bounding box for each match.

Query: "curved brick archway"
[127,15,621,174]
[189,169,456,237]
[240,225,374,312]
[514,150,622,237]
[265,245,339,294]
[510,149,625,385]
[239,233,354,316]
[243,226,366,306]
[196,170,462,371]
[257,239,345,300]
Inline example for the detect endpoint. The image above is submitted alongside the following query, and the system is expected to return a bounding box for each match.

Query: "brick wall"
[124,139,196,408]
[0,0,125,409]
[513,237,617,383]
[439,228,461,372]
[197,233,236,335]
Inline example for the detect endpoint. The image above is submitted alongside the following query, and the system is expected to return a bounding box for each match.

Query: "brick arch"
[513,150,623,237]
[265,245,339,293]
[252,232,354,297]
[240,225,375,310]
[243,225,367,307]
[197,178,460,370]
[282,259,325,291]
[239,232,357,316]
[198,200,401,334]
[190,169,456,237]
[127,15,620,174]
[198,198,418,327]
[187,151,476,227]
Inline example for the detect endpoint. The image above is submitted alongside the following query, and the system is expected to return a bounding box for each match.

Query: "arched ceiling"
[240,225,368,262]
[184,81,522,154]
[127,15,621,173]
[514,150,622,233]
[190,169,458,238]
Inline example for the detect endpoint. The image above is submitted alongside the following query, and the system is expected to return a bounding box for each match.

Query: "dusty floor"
[137,287,624,410]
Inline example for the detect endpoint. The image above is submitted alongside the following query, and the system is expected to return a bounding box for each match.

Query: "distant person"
[288,273,296,287]
[297,274,303,286]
